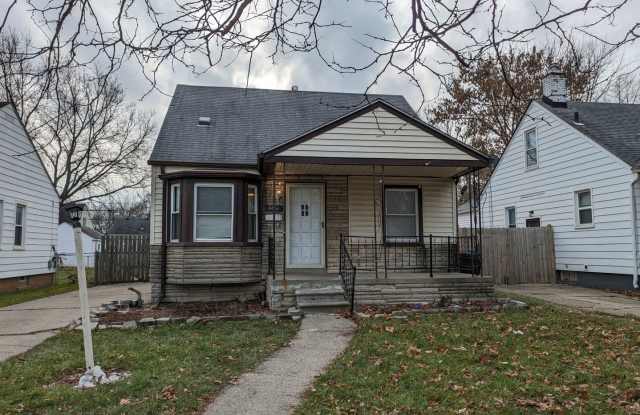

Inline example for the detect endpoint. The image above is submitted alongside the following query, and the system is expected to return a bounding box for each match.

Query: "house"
[480,67,640,289]
[148,85,491,309]
[57,207,102,267]
[108,217,150,235]
[0,102,59,292]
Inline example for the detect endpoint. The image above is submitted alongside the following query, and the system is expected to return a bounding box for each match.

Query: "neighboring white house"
[0,102,59,292]
[57,209,102,267]
[481,67,640,289]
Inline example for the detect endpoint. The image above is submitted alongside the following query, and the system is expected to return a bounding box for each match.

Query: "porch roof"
[262,100,489,169]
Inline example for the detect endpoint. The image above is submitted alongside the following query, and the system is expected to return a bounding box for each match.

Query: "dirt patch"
[99,301,270,323]
[356,298,524,315]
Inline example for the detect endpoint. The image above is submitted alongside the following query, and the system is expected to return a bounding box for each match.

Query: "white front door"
[287,184,324,268]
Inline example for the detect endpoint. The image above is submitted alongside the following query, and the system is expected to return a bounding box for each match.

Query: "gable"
[0,105,58,198]
[274,107,478,161]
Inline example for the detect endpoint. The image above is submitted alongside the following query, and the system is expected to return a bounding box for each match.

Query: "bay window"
[194,183,234,241]
[384,187,420,241]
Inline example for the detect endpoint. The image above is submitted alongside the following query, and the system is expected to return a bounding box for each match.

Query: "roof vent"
[198,116,211,126]
[291,85,299,92]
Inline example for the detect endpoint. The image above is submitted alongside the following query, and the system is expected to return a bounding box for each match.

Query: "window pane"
[526,130,536,149]
[248,214,257,241]
[197,187,232,213]
[15,205,24,225]
[172,186,180,211]
[196,215,232,239]
[14,226,22,246]
[170,213,180,240]
[579,209,593,225]
[247,187,257,214]
[578,191,591,208]
[385,216,417,237]
[526,148,537,166]
[507,208,516,227]
[385,190,416,214]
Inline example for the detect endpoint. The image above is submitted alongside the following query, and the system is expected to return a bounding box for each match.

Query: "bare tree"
[89,190,150,234]
[0,33,155,204]
[429,42,638,156]
[0,1,638,108]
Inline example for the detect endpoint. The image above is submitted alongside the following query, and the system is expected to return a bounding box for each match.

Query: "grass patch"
[0,320,298,414]
[297,303,640,414]
[0,267,94,308]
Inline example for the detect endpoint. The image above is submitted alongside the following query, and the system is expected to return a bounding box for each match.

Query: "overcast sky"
[4,0,640,127]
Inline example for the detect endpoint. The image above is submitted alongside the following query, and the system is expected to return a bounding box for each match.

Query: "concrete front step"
[295,286,350,314]
[297,300,351,314]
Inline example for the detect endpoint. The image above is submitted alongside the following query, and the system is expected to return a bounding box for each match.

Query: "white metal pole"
[73,224,95,369]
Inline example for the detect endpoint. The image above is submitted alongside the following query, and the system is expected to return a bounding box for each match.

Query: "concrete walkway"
[498,284,640,317]
[0,283,150,361]
[204,314,355,415]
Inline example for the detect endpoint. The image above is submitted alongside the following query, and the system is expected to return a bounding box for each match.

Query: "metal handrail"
[339,234,357,314]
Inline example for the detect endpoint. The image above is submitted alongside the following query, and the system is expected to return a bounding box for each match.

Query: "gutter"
[631,171,640,289]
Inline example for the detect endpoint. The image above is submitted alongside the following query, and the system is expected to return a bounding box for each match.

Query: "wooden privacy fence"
[95,234,150,284]
[461,226,556,284]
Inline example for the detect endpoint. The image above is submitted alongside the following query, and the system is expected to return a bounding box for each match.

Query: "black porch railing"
[338,235,357,314]
[267,237,275,278]
[342,234,481,277]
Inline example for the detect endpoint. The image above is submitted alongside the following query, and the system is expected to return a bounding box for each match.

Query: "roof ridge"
[174,84,406,97]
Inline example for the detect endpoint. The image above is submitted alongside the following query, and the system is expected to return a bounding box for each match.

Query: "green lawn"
[297,301,640,414]
[0,267,94,308]
[0,320,298,414]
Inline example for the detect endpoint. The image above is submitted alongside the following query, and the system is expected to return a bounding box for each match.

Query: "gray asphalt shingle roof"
[149,85,415,165]
[538,100,640,167]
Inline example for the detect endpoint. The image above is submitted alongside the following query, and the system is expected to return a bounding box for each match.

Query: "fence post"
[429,234,433,278]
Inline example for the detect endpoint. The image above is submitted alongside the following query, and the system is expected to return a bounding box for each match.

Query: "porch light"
[66,203,85,226]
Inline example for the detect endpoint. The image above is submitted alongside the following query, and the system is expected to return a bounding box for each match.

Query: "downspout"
[631,171,640,289]
[160,166,168,302]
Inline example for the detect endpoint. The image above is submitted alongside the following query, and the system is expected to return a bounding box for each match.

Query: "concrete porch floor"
[278,270,492,283]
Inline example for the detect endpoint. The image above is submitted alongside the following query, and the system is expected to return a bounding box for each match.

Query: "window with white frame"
[14,204,25,247]
[384,188,419,240]
[525,128,538,168]
[194,183,233,241]
[247,184,258,242]
[505,206,516,228]
[169,183,181,242]
[575,189,593,227]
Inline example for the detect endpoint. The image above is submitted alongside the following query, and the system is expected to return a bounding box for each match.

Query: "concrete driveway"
[0,283,150,362]
[497,284,640,318]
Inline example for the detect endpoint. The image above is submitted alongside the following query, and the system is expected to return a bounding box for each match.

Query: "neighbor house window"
[247,184,258,242]
[14,204,25,247]
[575,189,593,227]
[525,128,538,168]
[505,207,516,228]
[169,183,181,242]
[384,188,419,241]
[194,183,233,241]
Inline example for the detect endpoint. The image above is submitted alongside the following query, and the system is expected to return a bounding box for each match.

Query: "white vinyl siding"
[277,108,477,161]
[348,176,456,238]
[0,105,59,279]
[481,101,636,276]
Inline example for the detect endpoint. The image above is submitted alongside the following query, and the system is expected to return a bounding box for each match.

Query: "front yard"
[0,320,297,414]
[297,298,640,414]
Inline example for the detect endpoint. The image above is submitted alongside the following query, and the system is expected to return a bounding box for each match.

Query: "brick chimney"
[542,65,568,107]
